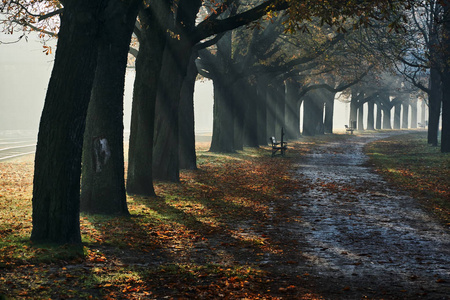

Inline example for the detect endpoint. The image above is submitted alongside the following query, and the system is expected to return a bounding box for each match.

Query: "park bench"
[345,125,354,135]
[345,121,356,134]
[269,127,287,157]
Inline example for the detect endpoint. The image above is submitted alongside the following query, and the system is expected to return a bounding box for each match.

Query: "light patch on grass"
[366,132,450,224]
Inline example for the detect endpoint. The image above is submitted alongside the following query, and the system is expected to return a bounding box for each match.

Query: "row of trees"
[1,0,446,245]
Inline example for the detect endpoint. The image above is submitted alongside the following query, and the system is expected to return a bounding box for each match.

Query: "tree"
[133,0,289,181]
[439,0,450,152]
[127,0,172,196]
[80,0,140,215]
[31,0,108,244]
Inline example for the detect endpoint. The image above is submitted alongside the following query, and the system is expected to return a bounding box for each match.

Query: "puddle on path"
[279,132,450,298]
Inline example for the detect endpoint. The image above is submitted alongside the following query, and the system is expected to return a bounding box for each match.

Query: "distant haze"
[0,36,53,131]
[2,35,418,136]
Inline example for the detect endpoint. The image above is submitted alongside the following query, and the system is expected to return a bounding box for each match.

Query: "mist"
[1,35,420,137]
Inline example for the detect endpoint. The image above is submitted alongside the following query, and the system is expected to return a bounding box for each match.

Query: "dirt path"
[269,132,450,299]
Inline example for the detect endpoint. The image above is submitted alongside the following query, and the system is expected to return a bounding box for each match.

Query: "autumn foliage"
[0,140,318,299]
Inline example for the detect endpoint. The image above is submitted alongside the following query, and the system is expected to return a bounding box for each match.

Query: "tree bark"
[243,81,259,147]
[80,0,139,215]
[441,74,450,152]
[152,0,203,181]
[208,32,235,153]
[31,0,106,244]
[303,91,324,136]
[275,83,286,137]
[394,102,401,129]
[441,1,450,152]
[285,79,300,139]
[266,84,277,137]
[367,99,375,130]
[428,67,442,146]
[257,82,268,145]
[349,90,358,127]
[210,79,235,152]
[410,98,418,129]
[421,98,426,125]
[233,80,246,151]
[324,91,335,134]
[357,101,364,131]
[127,3,170,196]
[402,100,410,129]
[376,101,382,130]
[179,51,199,170]
[382,107,392,130]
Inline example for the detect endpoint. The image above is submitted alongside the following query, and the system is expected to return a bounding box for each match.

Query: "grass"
[365,131,450,225]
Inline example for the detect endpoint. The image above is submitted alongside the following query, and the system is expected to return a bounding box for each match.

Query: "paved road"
[284,132,450,299]
[0,131,36,161]
[0,130,135,162]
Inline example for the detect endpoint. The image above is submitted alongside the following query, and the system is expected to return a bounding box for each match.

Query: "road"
[0,131,136,162]
[284,132,450,298]
[0,131,36,161]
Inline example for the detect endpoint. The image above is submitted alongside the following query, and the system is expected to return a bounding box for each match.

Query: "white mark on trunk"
[93,137,111,173]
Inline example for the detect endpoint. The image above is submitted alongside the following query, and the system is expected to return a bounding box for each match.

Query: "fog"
[0,36,53,131]
[0,35,216,134]
[0,34,360,136]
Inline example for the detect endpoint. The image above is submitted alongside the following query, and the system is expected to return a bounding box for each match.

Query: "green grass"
[366,131,450,225]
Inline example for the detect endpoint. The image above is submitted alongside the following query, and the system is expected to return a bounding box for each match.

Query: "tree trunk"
[428,67,442,146]
[410,98,418,129]
[275,83,286,137]
[394,102,401,129]
[81,0,139,215]
[285,79,300,139]
[233,80,247,151]
[402,100,410,129]
[152,0,201,181]
[303,91,324,136]
[127,3,170,196]
[324,91,335,134]
[257,82,268,145]
[349,90,358,126]
[179,51,198,170]
[382,107,392,129]
[152,43,190,182]
[209,31,234,153]
[421,98,426,125]
[367,99,375,130]
[31,0,106,244]
[210,79,235,152]
[441,1,450,152]
[357,102,364,131]
[376,101,382,130]
[442,74,450,152]
[243,82,259,147]
[266,85,277,137]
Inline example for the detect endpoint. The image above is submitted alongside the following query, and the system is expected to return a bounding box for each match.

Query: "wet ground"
[274,132,450,299]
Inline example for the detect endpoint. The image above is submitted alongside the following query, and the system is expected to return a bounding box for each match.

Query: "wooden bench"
[269,127,287,157]
[270,137,287,156]
[345,125,354,135]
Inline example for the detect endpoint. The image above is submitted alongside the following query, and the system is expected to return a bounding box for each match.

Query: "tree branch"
[193,0,288,43]
[299,65,373,98]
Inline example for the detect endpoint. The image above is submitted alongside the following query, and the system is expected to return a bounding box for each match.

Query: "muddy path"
[267,132,450,299]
